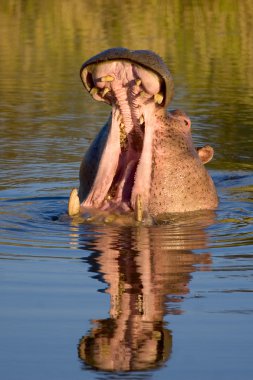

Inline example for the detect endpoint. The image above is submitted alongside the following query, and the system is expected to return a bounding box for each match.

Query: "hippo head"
[72,48,218,221]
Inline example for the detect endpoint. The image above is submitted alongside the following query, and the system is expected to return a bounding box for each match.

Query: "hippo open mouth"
[68,48,218,220]
[79,48,174,215]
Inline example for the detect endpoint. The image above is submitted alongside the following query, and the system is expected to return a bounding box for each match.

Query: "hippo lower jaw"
[80,60,166,215]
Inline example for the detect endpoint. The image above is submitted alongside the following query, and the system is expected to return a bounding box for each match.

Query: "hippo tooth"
[117,112,122,122]
[119,122,127,148]
[134,194,143,222]
[135,78,141,86]
[104,215,116,223]
[90,87,99,95]
[139,115,144,125]
[101,75,114,82]
[68,188,80,216]
[101,87,110,97]
[154,92,163,104]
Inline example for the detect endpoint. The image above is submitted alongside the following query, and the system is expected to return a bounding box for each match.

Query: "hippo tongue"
[81,60,163,212]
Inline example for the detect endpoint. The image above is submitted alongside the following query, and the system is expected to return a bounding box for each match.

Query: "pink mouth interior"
[80,60,164,212]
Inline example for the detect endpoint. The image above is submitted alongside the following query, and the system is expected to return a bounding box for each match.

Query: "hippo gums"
[68,48,218,221]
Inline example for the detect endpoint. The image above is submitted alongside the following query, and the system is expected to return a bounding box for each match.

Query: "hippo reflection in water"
[68,48,218,221]
[76,217,213,371]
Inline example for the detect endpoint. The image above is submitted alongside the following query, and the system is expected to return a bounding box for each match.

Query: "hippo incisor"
[68,48,218,221]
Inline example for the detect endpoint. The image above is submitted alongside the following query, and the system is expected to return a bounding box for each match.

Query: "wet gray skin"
[70,48,218,220]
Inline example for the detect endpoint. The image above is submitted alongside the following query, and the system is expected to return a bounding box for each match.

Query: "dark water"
[0,1,253,379]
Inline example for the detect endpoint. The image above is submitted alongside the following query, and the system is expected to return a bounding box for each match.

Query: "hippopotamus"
[68,48,218,221]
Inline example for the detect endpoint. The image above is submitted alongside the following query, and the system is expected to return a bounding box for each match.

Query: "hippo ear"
[196,145,214,164]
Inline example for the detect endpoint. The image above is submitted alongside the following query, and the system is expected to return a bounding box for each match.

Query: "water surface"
[0,1,253,379]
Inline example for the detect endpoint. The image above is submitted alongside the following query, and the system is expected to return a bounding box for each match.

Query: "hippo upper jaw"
[80,57,167,214]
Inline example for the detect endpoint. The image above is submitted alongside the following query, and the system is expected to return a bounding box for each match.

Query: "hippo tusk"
[134,194,143,222]
[90,87,99,95]
[101,87,110,97]
[154,92,164,105]
[101,75,114,82]
[68,188,80,216]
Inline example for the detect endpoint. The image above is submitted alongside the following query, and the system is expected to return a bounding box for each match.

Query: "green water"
[0,1,253,379]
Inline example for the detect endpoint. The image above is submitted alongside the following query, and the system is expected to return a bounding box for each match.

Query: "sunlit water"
[0,2,253,380]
